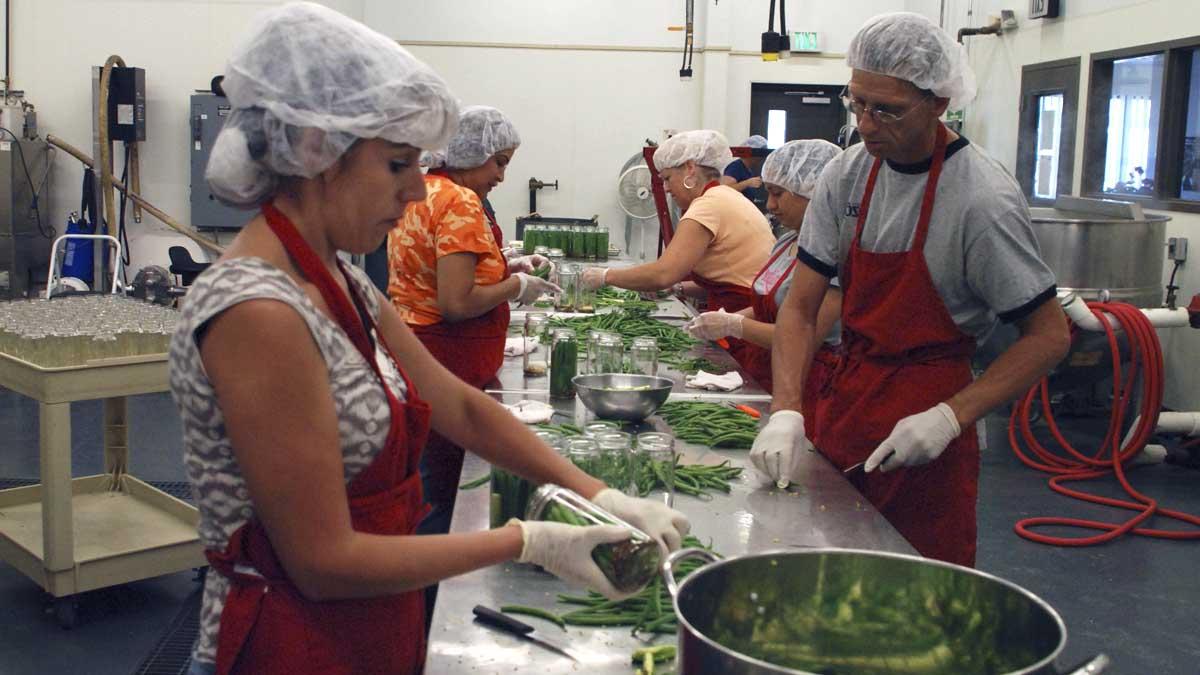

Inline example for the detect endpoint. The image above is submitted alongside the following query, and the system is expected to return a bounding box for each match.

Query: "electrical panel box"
[104,66,146,142]
[0,139,52,298]
[190,93,253,230]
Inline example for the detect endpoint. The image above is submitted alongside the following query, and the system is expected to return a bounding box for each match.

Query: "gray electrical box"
[0,139,52,299]
[190,93,253,230]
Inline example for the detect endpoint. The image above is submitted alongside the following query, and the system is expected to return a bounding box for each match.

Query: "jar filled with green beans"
[634,432,675,506]
[584,227,599,261]
[596,226,610,261]
[571,227,586,259]
[526,484,661,594]
[549,328,578,399]
[490,429,563,528]
[595,430,635,495]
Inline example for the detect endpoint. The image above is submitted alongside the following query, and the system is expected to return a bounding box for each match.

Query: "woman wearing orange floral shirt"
[388,106,556,545]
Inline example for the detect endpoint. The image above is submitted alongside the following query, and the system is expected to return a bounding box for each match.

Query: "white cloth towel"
[685,370,744,391]
[505,400,556,424]
[504,336,539,357]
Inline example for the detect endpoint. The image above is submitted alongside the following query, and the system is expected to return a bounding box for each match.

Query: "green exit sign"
[791,31,820,52]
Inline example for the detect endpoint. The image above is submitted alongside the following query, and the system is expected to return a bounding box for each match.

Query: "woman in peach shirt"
[581,129,775,379]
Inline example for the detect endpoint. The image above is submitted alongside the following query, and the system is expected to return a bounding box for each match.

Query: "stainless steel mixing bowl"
[572,373,673,421]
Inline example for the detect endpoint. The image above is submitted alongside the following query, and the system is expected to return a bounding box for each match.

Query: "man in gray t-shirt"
[750,11,1071,567]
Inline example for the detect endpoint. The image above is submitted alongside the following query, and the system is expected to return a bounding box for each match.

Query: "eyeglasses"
[840,86,932,125]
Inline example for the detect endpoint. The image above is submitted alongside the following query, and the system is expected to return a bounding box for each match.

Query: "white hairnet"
[421,150,446,169]
[743,135,768,149]
[443,106,521,169]
[761,139,841,199]
[846,12,977,110]
[653,130,735,173]
[206,2,459,207]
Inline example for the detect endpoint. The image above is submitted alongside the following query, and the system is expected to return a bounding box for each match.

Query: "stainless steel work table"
[425,305,916,673]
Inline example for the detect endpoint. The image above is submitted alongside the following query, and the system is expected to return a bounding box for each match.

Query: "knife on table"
[472,605,578,662]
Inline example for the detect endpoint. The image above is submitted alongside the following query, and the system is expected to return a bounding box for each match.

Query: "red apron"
[688,181,761,377]
[747,234,838,435]
[409,177,510,509]
[205,203,432,675]
[813,125,981,567]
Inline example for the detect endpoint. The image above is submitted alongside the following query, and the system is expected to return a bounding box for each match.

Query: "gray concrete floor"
[0,387,1197,674]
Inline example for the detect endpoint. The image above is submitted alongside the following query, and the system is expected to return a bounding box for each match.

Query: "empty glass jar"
[629,336,659,376]
[522,312,549,377]
[594,333,625,374]
[555,265,579,312]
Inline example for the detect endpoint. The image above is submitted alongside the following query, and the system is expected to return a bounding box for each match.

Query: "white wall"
[3,0,364,273]
[955,0,1200,410]
[373,0,914,249]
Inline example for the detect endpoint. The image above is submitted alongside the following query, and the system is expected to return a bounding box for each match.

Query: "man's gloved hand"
[581,267,608,291]
[749,410,808,484]
[865,403,961,473]
[512,273,562,305]
[508,254,551,275]
[684,308,744,341]
[511,519,632,599]
[590,488,690,552]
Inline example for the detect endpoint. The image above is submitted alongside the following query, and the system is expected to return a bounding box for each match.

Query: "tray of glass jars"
[0,295,178,372]
[520,223,613,261]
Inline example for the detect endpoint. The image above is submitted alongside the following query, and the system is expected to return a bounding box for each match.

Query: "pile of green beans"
[657,401,759,448]
[594,287,658,312]
[660,355,729,375]
[634,456,743,498]
[544,309,697,357]
[534,422,584,437]
[548,535,714,635]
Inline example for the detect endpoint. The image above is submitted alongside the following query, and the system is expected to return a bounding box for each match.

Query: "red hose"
[1008,301,1200,545]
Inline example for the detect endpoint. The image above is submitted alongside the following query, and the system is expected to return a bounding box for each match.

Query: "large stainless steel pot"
[1030,197,1169,309]
[663,548,1109,675]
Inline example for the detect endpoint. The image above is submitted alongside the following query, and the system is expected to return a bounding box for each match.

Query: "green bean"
[498,535,718,636]
[543,309,697,358]
[458,474,489,490]
[500,605,567,631]
[656,401,759,448]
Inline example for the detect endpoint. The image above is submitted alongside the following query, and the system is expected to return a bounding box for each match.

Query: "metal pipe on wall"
[45,134,225,255]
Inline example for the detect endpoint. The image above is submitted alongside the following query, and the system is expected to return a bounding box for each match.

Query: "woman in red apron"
[387,106,558,541]
[181,11,689,675]
[580,130,775,375]
[683,140,843,412]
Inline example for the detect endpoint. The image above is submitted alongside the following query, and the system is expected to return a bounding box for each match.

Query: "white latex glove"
[507,254,551,275]
[511,519,632,600]
[512,273,562,305]
[685,308,744,340]
[865,403,961,473]
[581,267,608,291]
[749,410,808,484]
[591,488,690,552]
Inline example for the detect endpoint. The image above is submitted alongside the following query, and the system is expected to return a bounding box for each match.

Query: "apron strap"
[260,203,421,406]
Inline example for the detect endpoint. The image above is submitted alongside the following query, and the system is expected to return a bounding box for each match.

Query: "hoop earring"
[682,177,698,190]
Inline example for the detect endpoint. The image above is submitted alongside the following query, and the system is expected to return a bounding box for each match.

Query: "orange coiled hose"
[1009,301,1200,545]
